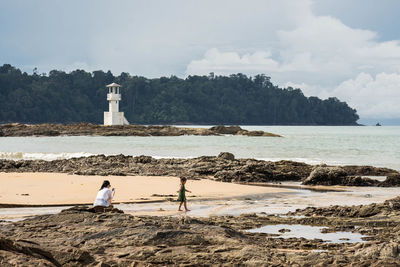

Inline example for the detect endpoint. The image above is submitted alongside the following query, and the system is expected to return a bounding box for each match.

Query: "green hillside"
[0,64,359,125]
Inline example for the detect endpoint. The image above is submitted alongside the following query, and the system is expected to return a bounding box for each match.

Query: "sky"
[0,0,399,125]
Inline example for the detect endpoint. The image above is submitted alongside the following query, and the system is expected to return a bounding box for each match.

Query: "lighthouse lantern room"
[104,82,129,125]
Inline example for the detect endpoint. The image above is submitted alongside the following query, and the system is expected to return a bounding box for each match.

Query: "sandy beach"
[0,172,292,206]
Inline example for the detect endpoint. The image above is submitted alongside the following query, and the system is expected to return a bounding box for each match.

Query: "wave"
[0,152,95,161]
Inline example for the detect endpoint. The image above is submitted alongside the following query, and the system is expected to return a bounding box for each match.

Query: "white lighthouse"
[104,82,129,125]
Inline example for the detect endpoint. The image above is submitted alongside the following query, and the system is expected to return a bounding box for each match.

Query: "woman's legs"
[178,201,183,211]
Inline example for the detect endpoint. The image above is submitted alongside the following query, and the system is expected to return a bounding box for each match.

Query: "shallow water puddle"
[246,224,366,243]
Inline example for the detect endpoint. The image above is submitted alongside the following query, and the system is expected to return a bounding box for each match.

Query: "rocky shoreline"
[1,153,399,187]
[0,123,281,137]
[1,196,400,266]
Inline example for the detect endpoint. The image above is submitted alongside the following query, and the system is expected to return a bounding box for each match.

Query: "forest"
[0,64,359,125]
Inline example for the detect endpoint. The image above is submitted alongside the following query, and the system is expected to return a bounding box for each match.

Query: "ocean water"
[0,126,399,171]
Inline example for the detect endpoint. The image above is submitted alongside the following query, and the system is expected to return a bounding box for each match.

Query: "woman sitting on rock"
[93,180,115,207]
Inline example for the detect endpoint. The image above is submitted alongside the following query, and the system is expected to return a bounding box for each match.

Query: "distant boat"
[376,122,381,126]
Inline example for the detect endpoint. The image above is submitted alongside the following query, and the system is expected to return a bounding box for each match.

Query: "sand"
[0,172,292,206]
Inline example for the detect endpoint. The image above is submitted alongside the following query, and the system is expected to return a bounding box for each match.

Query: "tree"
[0,64,360,125]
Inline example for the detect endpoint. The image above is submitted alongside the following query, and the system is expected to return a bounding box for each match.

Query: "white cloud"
[186,14,400,83]
[332,72,400,119]
[283,73,400,119]
[282,81,330,98]
[186,48,280,76]
[185,8,400,119]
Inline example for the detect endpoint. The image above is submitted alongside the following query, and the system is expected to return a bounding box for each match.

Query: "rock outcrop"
[302,166,380,186]
[378,173,400,187]
[0,123,281,137]
[2,198,400,266]
[1,154,399,187]
[287,196,400,218]
[0,155,313,183]
[302,166,399,187]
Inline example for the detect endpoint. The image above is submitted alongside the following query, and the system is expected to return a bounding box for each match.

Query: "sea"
[0,126,399,171]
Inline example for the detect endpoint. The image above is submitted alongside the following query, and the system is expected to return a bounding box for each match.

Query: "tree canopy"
[0,64,359,125]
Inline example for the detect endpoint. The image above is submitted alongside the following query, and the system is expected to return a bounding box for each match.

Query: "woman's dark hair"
[100,180,111,190]
[180,177,187,183]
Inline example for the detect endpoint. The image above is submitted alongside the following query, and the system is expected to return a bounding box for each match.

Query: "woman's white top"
[93,188,113,207]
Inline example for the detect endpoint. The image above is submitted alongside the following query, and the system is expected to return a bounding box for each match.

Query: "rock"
[355,241,400,260]
[0,154,397,187]
[384,196,400,210]
[0,235,61,266]
[0,123,281,137]
[133,155,153,164]
[379,173,400,187]
[342,165,397,176]
[303,167,347,185]
[2,200,400,266]
[209,125,242,134]
[60,205,124,214]
[241,130,265,136]
[303,167,380,186]
[95,262,111,267]
[218,152,235,161]
[52,247,94,265]
[288,196,400,218]
[357,204,381,217]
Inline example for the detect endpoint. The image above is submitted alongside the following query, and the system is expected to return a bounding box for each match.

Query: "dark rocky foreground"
[1,197,400,266]
[0,123,281,137]
[0,153,399,187]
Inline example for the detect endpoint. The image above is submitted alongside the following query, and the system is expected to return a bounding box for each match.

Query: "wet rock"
[379,173,400,187]
[342,165,397,176]
[303,167,380,186]
[288,196,400,218]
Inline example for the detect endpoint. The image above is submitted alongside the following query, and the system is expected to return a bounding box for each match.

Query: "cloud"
[1,0,399,120]
[84,0,307,77]
[185,9,400,119]
[186,48,280,76]
[284,72,400,119]
[332,72,400,119]
[186,14,400,83]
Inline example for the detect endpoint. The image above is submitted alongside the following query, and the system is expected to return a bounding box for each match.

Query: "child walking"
[177,177,191,211]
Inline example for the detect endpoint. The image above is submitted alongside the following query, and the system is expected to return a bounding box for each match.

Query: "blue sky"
[1,0,399,124]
